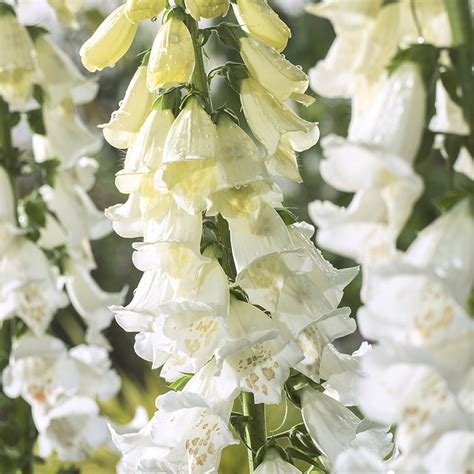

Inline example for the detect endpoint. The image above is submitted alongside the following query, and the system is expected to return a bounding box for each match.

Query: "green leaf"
[26,109,46,135]
[439,66,462,106]
[216,22,246,51]
[168,373,193,391]
[289,424,321,457]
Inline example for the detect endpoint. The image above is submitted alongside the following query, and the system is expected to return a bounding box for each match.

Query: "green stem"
[241,392,267,473]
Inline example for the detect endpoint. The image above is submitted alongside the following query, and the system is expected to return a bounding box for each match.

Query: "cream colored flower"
[34,34,98,106]
[233,0,291,52]
[47,0,84,29]
[185,0,229,20]
[100,66,154,149]
[240,77,319,155]
[80,5,138,72]
[0,9,38,106]
[147,16,195,91]
[239,35,308,102]
[125,0,166,22]
[158,97,218,214]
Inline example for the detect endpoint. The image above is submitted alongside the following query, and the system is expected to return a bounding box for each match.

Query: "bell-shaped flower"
[36,396,109,462]
[40,171,111,245]
[105,192,144,239]
[233,0,291,52]
[111,391,237,473]
[429,79,470,136]
[64,258,128,345]
[46,0,84,29]
[348,63,426,165]
[215,298,303,404]
[266,135,302,182]
[0,166,20,256]
[34,99,102,169]
[0,8,38,106]
[147,15,195,91]
[240,78,319,156]
[185,0,229,20]
[309,135,423,266]
[158,97,219,214]
[254,448,301,473]
[80,4,138,72]
[68,344,121,401]
[115,107,175,195]
[125,0,166,22]
[239,35,308,102]
[404,199,474,305]
[0,238,68,335]
[333,447,388,474]
[34,34,98,106]
[2,333,79,409]
[100,65,155,149]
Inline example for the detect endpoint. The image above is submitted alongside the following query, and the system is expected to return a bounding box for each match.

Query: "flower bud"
[240,77,319,155]
[34,34,98,106]
[184,0,229,20]
[80,5,138,72]
[100,66,154,149]
[158,97,219,214]
[233,0,291,52]
[239,35,308,102]
[125,0,166,22]
[0,9,38,106]
[147,16,195,91]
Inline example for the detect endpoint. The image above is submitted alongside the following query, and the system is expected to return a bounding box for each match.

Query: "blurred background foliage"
[29,0,469,472]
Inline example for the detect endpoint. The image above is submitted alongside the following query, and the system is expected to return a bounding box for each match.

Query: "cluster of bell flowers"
[79,0,394,472]
[0,5,127,461]
[334,200,474,473]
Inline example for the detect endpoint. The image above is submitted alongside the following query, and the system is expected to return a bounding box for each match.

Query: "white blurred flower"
[0,166,20,256]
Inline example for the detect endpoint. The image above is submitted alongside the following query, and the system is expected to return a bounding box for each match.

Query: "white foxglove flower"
[100,66,154,150]
[111,391,237,473]
[34,99,102,168]
[333,447,387,474]
[0,166,19,256]
[233,0,291,52]
[64,259,128,345]
[0,8,38,106]
[159,97,219,214]
[309,135,423,265]
[185,0,229,20]
[2,333,79,409]
[37,396,109,461]
[46,0,84,29]
[125,0,166,22]
[0,238,68,334]
[68,345,121,401]
[105,192,144,239]
[254,448,301,473]
[34,34,98,106]
[240,77,319,155]
[348,63,426,164]
[80,4,138,72]
[239,35,308,103]
[40,171,111,245]
[215,298,303,404]
[147,16,195,91]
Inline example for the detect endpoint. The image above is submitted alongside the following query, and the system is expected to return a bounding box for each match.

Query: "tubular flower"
[233,0,291,52]
[125,0,166,22]
[147,15,195,91]
[185,0,229,20]
[80,4,138,72]
[0,7,38,106]
[100,65,154,149]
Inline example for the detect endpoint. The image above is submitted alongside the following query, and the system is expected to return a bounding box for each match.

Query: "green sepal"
[277,208,298,226]
[289,424,321,458]
[17,192,48,241]
[0,3,15,16]
[439,65,462,107]
[167,373,193,391]
[216,22,247,51]
[222,62,249,94]
[26,109,46,136]
[153,88,181,114]
[140,49,151,67]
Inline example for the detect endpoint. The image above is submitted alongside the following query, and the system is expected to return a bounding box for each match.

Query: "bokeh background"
[16,0,459,471]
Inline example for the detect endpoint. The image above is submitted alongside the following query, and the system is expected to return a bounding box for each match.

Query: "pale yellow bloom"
[0,10,37,107]
[233,0,291,52]
[184,0,229,20]
[240,35,308,102]
[125,0,166,22]
[147,16,195,91]
[47,0,84,29]
[240,77,319,155]
[100,66,155,149]
[80,5,138,72]
[266,136,302,183]
[158,97,218,214]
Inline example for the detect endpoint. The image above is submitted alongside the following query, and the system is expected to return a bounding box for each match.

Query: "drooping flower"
[125,0,166,22]
[80,4,138,72]
[147,15,195,91]
[254,448,301,473]
[185,0,229,20]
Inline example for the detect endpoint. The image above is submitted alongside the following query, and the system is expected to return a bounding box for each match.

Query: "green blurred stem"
[241,392,267,472]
